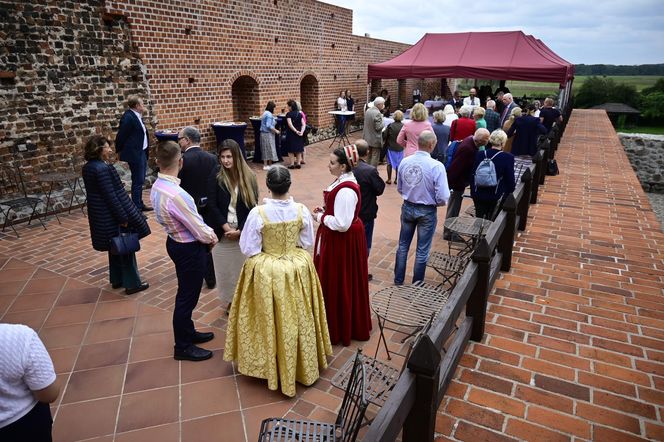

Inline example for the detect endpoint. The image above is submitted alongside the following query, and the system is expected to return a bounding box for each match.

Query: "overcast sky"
[321,0,664,65]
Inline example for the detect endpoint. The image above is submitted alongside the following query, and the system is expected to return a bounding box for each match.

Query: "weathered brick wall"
[1,0,449,188]
[0,0,151,189]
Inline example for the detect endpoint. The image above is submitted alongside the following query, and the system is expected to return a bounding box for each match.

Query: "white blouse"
[315,172,358,233]
[239,197,315,257]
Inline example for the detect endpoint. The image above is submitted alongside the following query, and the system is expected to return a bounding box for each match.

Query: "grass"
[499,76,664,98]
[617,126,664,135]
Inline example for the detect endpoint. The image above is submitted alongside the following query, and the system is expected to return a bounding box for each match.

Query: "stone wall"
[1,0,447,189]
[618,133,664,193]
[0,1,152,190]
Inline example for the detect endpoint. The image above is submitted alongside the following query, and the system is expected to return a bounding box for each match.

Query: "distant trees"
[640,78,664,121]
[575,64,664,76]
[575,77,638,108]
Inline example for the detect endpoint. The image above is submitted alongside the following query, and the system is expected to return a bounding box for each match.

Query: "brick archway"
[231,74,260,151]
[299,74,319,127]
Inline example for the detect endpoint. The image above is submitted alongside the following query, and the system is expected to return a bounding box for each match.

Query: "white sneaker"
[262,165,271,170]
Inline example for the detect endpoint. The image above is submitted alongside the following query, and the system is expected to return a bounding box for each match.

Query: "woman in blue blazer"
[82,135,151,295]
[471,129,516,220]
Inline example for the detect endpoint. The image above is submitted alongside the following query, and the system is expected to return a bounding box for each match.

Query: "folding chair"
[258,349,368,442]
[331,316,434,418]
[0,163,46,237]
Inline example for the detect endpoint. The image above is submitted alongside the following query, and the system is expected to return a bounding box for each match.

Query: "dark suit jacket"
[499,102,517,128]
[115,109,148,165]
[353,160,385,222]
[178,146,218,208]
[507,115,547,157]
[470,148,516,201]
[206,172,258,238]
[82,160,150,251]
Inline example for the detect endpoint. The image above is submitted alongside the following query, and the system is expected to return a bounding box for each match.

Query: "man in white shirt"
[0,324,59,441]
[463,87,480,111]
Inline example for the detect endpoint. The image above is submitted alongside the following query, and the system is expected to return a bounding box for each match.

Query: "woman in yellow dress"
[224,165,332,397]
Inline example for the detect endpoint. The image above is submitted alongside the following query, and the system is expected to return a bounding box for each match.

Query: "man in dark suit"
[499,93,518,128]
[177,126,219,289]
[115,95,153,211]
[352,139,385,281]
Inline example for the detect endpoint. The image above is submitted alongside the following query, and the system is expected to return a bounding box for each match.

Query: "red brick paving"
[0,109,662,441]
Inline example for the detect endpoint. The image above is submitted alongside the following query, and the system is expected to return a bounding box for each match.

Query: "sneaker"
[262,165,271,170]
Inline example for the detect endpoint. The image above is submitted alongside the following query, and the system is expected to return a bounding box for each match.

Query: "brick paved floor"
[0,109,662,441]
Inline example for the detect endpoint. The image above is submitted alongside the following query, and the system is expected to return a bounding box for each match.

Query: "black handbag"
[547,159,559,176]
[110,227,140,255]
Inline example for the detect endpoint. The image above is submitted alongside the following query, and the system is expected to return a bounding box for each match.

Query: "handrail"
[363,137,559,441]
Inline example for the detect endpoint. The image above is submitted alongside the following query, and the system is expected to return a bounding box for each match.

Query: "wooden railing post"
[468,238,491,341]
[530,150,543,204]
[498,194,517,272]
[539,140,549,185]
[517,168,532,231]
[403,335,441,442]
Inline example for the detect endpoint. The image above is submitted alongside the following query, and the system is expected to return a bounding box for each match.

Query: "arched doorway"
[300,75,319,127]
[231,75,260,152]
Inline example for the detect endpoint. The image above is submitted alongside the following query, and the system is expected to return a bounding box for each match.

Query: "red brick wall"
[103,0,420,150]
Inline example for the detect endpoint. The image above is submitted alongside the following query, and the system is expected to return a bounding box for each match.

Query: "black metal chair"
[331,316,434,417]
[258,350,368,442]
[0,163,46,237]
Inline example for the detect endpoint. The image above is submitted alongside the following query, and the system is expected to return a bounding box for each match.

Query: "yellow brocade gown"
[223,205,333,397]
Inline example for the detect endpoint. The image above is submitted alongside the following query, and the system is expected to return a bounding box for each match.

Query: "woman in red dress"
[313,144,371,346]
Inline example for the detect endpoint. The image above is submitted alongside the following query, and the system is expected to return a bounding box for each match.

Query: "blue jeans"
[394,202,438,285]
[128,153,147,209]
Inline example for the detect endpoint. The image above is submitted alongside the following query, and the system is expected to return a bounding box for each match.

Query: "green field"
[503,75,663,97]
[616,126,664,135]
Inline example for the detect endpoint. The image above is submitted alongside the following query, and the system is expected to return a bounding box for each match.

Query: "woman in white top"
[442,104,458,127]
[224,165,332,397]
[336,90,347,111]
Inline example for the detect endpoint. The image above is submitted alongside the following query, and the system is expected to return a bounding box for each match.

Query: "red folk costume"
[314,177,371,346]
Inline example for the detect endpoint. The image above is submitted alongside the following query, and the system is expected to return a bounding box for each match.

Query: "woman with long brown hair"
[207,139,259,314]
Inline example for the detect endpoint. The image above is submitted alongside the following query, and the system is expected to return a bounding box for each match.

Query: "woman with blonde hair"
[473,106,487,129]
[207,138,259,313]
[397,102,433,157]
[502,107,522,153]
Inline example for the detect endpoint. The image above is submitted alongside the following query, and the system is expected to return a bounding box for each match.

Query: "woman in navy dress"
[285,101,305,169]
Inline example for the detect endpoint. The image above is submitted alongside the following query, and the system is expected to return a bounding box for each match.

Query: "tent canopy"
[368,31,574,87]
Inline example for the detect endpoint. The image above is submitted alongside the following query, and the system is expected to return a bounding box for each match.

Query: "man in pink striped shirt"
[151,141,218,362]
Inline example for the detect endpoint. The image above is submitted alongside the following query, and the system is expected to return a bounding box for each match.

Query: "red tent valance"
[368,31,574,87]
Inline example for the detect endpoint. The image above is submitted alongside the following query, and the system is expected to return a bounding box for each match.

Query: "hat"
[343,144,359,169]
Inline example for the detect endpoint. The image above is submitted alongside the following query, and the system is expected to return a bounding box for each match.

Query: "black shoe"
[192,331,215,344]
[112,282,122,289]
[368,274,373,281]
[206,281,216,290]
[141,206,154,212]
[125,282,149,295]
[174,345,213,361]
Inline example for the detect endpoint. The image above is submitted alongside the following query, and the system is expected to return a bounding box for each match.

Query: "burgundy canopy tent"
[367,31,574,107]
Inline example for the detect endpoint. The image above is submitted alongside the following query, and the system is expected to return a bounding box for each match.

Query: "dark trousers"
[166,237,207,350]
[108,252,141,289]
[363,218,375,257]
[128,153,147,209]
[205,251,215,287]
[0,401,53,442]
[473,198,498,220]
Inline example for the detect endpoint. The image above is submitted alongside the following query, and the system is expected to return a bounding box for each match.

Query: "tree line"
[575,64,664,76]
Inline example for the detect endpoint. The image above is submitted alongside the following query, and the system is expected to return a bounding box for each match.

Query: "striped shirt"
[150,173,217,244]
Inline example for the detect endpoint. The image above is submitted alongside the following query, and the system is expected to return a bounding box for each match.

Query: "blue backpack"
[444,141,459,169]
[474,150,502,189]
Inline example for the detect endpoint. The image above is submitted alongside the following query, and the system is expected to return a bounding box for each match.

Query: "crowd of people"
[0,88,562,440]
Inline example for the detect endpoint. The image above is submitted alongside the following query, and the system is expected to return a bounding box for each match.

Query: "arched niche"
[299,74,319,127]
[231,75,260,152]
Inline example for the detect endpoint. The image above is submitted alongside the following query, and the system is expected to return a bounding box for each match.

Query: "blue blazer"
[470,148,516,202]
[115,110,147,165]
[507,115,547,157]
[82,160,150,251]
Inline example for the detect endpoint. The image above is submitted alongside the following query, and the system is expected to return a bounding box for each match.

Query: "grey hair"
[418,130,437,149]
[433,110,446,123]
[459,105,472,118]
[503,93,513,101]
[266,164,291,195]
[486,100,496,110]
[182,126,201,143]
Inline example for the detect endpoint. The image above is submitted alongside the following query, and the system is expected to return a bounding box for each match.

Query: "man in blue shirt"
[394,131,450,285]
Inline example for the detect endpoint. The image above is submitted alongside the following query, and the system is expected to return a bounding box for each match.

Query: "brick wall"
[1,0,453,188]
[0,0,151,190]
